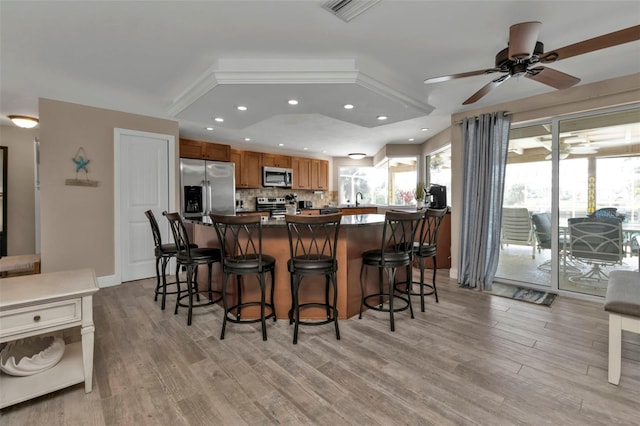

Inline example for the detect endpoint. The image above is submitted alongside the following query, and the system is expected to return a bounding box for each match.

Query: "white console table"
[0,268,99,408]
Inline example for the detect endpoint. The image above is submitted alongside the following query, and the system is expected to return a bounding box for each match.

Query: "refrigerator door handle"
[204,180,211,215]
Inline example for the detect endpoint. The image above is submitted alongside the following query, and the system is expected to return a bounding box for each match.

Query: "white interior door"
[116,129,175,283]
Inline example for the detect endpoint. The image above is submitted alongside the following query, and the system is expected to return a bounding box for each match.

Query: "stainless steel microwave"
[263,166,293,187]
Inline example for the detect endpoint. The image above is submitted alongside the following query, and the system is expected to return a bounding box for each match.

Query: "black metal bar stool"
[164,212,222,325]
[285,213,342,344]
[210,213,276,341]
[396,207,448,312]
[144,209,187,310]
[359,210,423,331]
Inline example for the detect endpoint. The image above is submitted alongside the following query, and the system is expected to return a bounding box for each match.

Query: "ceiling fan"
[424,22,640,105]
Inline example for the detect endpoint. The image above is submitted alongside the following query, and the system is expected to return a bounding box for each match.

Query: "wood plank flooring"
[1,273,639,425]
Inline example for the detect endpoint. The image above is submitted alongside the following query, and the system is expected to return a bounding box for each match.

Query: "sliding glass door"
[557,108,640,296]
[495,123,553,287]
[496,105,639,296]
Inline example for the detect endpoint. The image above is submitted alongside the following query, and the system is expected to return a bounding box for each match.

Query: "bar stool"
[359,210,423,331]
[144,210,185,310]
[210,214,276,341]
[285,213,342,344]
[164,212,222,325]
[396,207,448,312]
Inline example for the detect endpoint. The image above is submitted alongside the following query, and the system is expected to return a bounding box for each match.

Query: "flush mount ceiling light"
[348,153,366,160]
[8,115,39,128]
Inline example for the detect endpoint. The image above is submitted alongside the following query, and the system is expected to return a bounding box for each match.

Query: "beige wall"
[39,98,179,277]
[0,125,39,255]
[447,73,640,279]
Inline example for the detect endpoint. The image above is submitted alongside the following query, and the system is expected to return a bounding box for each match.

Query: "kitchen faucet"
[355,192,363,207]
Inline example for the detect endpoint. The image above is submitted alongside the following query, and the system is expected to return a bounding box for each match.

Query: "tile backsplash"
[236,188,338,210]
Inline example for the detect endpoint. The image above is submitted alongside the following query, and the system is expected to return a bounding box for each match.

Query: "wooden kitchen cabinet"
[311,159,329,190]
[292,157,311,190]
[340,207,377,216]
[428,211,451,269]
[262,153,291,168]
[180,138,230,162]
[231,149,262,189]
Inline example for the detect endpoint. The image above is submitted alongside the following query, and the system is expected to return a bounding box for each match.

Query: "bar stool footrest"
[225,301,276,324]
[291,302,339,326]
[176,291,222,309]
[363,293,411,312]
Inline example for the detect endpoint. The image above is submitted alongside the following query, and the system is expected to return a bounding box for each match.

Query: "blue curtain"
[458,111,511,290]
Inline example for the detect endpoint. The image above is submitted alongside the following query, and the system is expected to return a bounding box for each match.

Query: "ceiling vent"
[322,0,381,22]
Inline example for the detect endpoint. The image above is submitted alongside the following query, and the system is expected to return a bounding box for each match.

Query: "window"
[427,146,451,206]
[338,155,418,206]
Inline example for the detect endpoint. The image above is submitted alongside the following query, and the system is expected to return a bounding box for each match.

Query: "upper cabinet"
[311,159,329,190]
[262,153,291,168]
[291,157,311,190]
[231,149,262,189]
[179,138,230,162]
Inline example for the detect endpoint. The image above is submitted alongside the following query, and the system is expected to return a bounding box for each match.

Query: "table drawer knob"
[33,315,41,322]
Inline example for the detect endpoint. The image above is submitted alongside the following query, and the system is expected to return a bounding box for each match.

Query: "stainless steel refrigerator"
[180,159,236,218]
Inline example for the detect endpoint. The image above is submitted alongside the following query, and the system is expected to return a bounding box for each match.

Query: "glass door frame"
[496,102,640,300]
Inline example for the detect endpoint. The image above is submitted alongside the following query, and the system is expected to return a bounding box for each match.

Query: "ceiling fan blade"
[526,67,580,89]
[509,21,542,60]
[463,74,511,105]
[424,68,501,84]
[540,24,640,63]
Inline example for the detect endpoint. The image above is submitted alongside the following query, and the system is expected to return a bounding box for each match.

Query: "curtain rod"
[454,111,511,125]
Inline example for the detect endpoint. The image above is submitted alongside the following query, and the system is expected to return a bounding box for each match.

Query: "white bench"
[604,269,640,385]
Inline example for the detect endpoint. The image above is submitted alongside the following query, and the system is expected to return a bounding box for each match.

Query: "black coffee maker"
[425,184,447,209]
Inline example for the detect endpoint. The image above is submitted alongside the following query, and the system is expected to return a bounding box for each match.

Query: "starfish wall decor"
[65,147,99,187]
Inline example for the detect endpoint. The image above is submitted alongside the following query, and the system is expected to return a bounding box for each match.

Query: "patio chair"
[567,217,624,284]
[532,212,579,273]
[501,207,536,259]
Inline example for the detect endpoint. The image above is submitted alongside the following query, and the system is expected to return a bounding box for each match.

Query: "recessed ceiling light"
[237,106,247,111]
[408,138,415,142]
[278,143,284,147]
[205,127,214,131]
[244,137,251,142]
[214,117,224,122]
[344,104,354,109]
[377,115,388,121]
[288,99,299,105]
[303,147,308,150]
[421,127,429,131]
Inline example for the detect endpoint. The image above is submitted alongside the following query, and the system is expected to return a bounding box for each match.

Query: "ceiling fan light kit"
[424,23,640,105]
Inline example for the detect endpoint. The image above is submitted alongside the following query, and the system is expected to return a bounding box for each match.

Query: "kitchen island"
[187,214,403,320]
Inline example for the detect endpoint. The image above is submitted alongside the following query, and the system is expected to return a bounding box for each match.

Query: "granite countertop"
[187,213,386,227]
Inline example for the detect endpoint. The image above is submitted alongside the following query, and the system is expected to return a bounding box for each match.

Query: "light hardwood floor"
[1,273,639,425]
